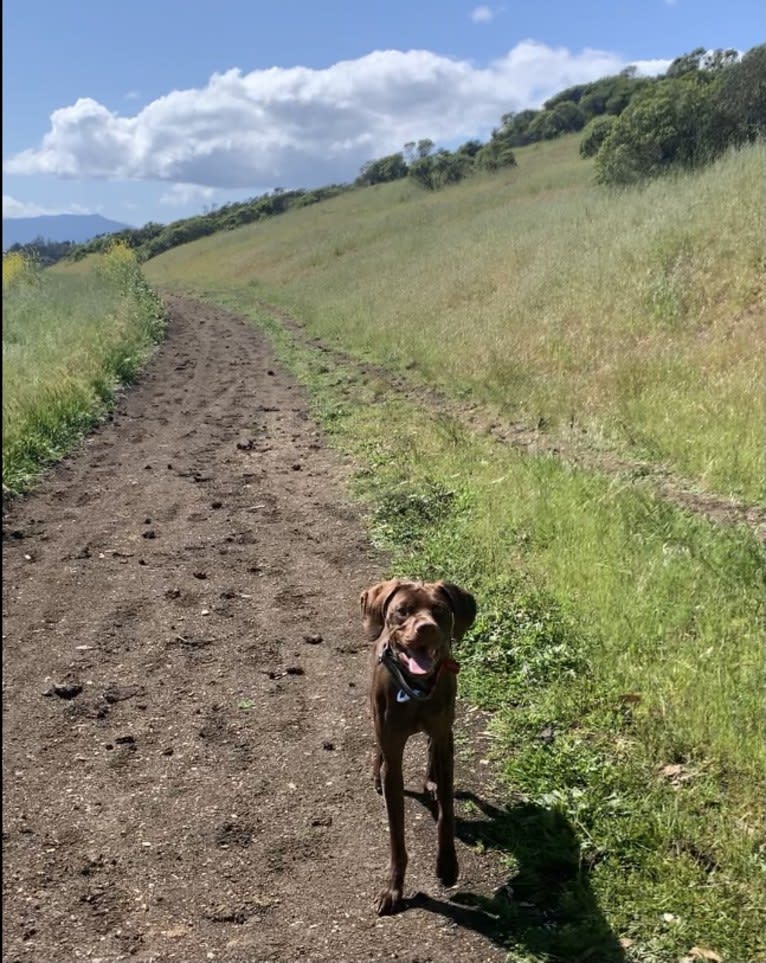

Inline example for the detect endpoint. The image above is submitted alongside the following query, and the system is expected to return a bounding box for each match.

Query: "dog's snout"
[411,617,439,643]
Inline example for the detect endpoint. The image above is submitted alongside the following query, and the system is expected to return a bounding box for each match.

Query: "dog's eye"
[393,604,411,619]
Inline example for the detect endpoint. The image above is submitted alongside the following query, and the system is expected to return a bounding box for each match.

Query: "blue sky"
[3,0,763,227]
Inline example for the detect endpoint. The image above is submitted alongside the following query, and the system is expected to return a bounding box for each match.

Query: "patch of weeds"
[458,578,587,710]
[371,481,457,551]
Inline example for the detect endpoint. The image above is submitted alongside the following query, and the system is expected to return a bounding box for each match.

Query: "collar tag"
[396,688,422,703]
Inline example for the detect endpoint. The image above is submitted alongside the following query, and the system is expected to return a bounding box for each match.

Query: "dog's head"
[360,579,476,679]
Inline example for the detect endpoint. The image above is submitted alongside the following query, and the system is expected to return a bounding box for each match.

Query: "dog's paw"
[422,779,438,818]
[376,887,403,916]
[436,848,459,888]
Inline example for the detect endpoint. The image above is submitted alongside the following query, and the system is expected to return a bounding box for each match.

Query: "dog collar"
[378,642,460,703]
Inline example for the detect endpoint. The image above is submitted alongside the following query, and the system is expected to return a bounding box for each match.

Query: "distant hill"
[3,214,133,249]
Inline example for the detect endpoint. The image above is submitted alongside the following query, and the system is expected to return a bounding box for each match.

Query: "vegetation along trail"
[3,295,522,963]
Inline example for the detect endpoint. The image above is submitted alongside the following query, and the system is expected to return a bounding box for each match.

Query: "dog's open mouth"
[398,647,436,676]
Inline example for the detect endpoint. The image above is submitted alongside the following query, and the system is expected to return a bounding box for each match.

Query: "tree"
[710,44,766,147]
[594,73,714,185]
[593,43,765,186]
[666,46,707,77]
[356,152,408,186]
[416,138,435,158]
[498,109,538,146]
[408,149,474,190]
[526,101,586,141]
[544,84,588,110]
[455,139,483,158]
[475,138,517,172]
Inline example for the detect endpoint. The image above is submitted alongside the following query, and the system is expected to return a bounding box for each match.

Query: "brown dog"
[361,578,477,915]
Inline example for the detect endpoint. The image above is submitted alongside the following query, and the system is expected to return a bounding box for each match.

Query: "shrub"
[579,115,616,158]
[356,152,408,186]
[2,251,38,291]
[594,74,715,185]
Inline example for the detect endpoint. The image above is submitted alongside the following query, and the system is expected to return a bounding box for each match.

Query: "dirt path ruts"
[2,296,510,963]
[248,298,765,540]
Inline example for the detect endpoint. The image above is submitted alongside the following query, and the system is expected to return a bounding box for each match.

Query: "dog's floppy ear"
[435,582,477,640]
[360,579,405,640]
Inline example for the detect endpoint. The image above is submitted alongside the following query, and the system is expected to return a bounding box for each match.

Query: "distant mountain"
[3,214,133,249]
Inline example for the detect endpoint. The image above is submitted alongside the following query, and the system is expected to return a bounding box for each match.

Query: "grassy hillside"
[146,134,764,962]
[147,135,763,503]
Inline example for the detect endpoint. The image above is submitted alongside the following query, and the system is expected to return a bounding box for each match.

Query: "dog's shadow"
[401,788,626,962]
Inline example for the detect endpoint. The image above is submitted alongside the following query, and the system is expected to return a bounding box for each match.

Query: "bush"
[579,116,616,158]
[2,251,39,291]
[594,74,715,185]
[408,150,474,190]
[710,44,766,149]
[356,152,408,186]
[593,44,766,186]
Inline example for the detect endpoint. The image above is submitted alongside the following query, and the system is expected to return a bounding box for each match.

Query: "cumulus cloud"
[5,42,671,191]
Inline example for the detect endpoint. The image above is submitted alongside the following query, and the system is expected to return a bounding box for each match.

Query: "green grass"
[6,127,763,960]
[224,303,764,962]
[143,136,765,960]
[146,136,764,503]
[2,253,166,494]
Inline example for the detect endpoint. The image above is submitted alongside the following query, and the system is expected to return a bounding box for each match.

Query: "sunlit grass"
[240,304,765,962]
[147,137,765,501]
[3,247,166,494]
[144,134,765,960]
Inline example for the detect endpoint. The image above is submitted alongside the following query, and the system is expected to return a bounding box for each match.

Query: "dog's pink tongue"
[406,650,433,675]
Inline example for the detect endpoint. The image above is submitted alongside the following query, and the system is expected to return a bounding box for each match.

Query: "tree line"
[356,44,764,191]
[69,184,350,263]
[52,43,763,267]
[590,45,765,184]
[5,238,78,267]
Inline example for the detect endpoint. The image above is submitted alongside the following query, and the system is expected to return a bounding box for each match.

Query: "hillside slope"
[146,135,764,503]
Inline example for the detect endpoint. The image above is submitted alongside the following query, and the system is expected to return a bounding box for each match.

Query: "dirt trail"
[2,297,510,963]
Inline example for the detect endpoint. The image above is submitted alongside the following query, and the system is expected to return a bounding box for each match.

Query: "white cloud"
[160,182,218,206]
[3,195,50,217]
[4,42,671,192]
[471,5,494,23]
[2,194,94,218]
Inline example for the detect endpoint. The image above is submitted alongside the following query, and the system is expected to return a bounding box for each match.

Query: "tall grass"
[144,135,765,958]
[2,245,166,494]
[243,306,765,962]
[147,137,765,502]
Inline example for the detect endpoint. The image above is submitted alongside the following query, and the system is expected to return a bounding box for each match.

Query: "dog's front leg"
[376,734,407,915]
[432,731,458,887]
[372,746,383,794]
